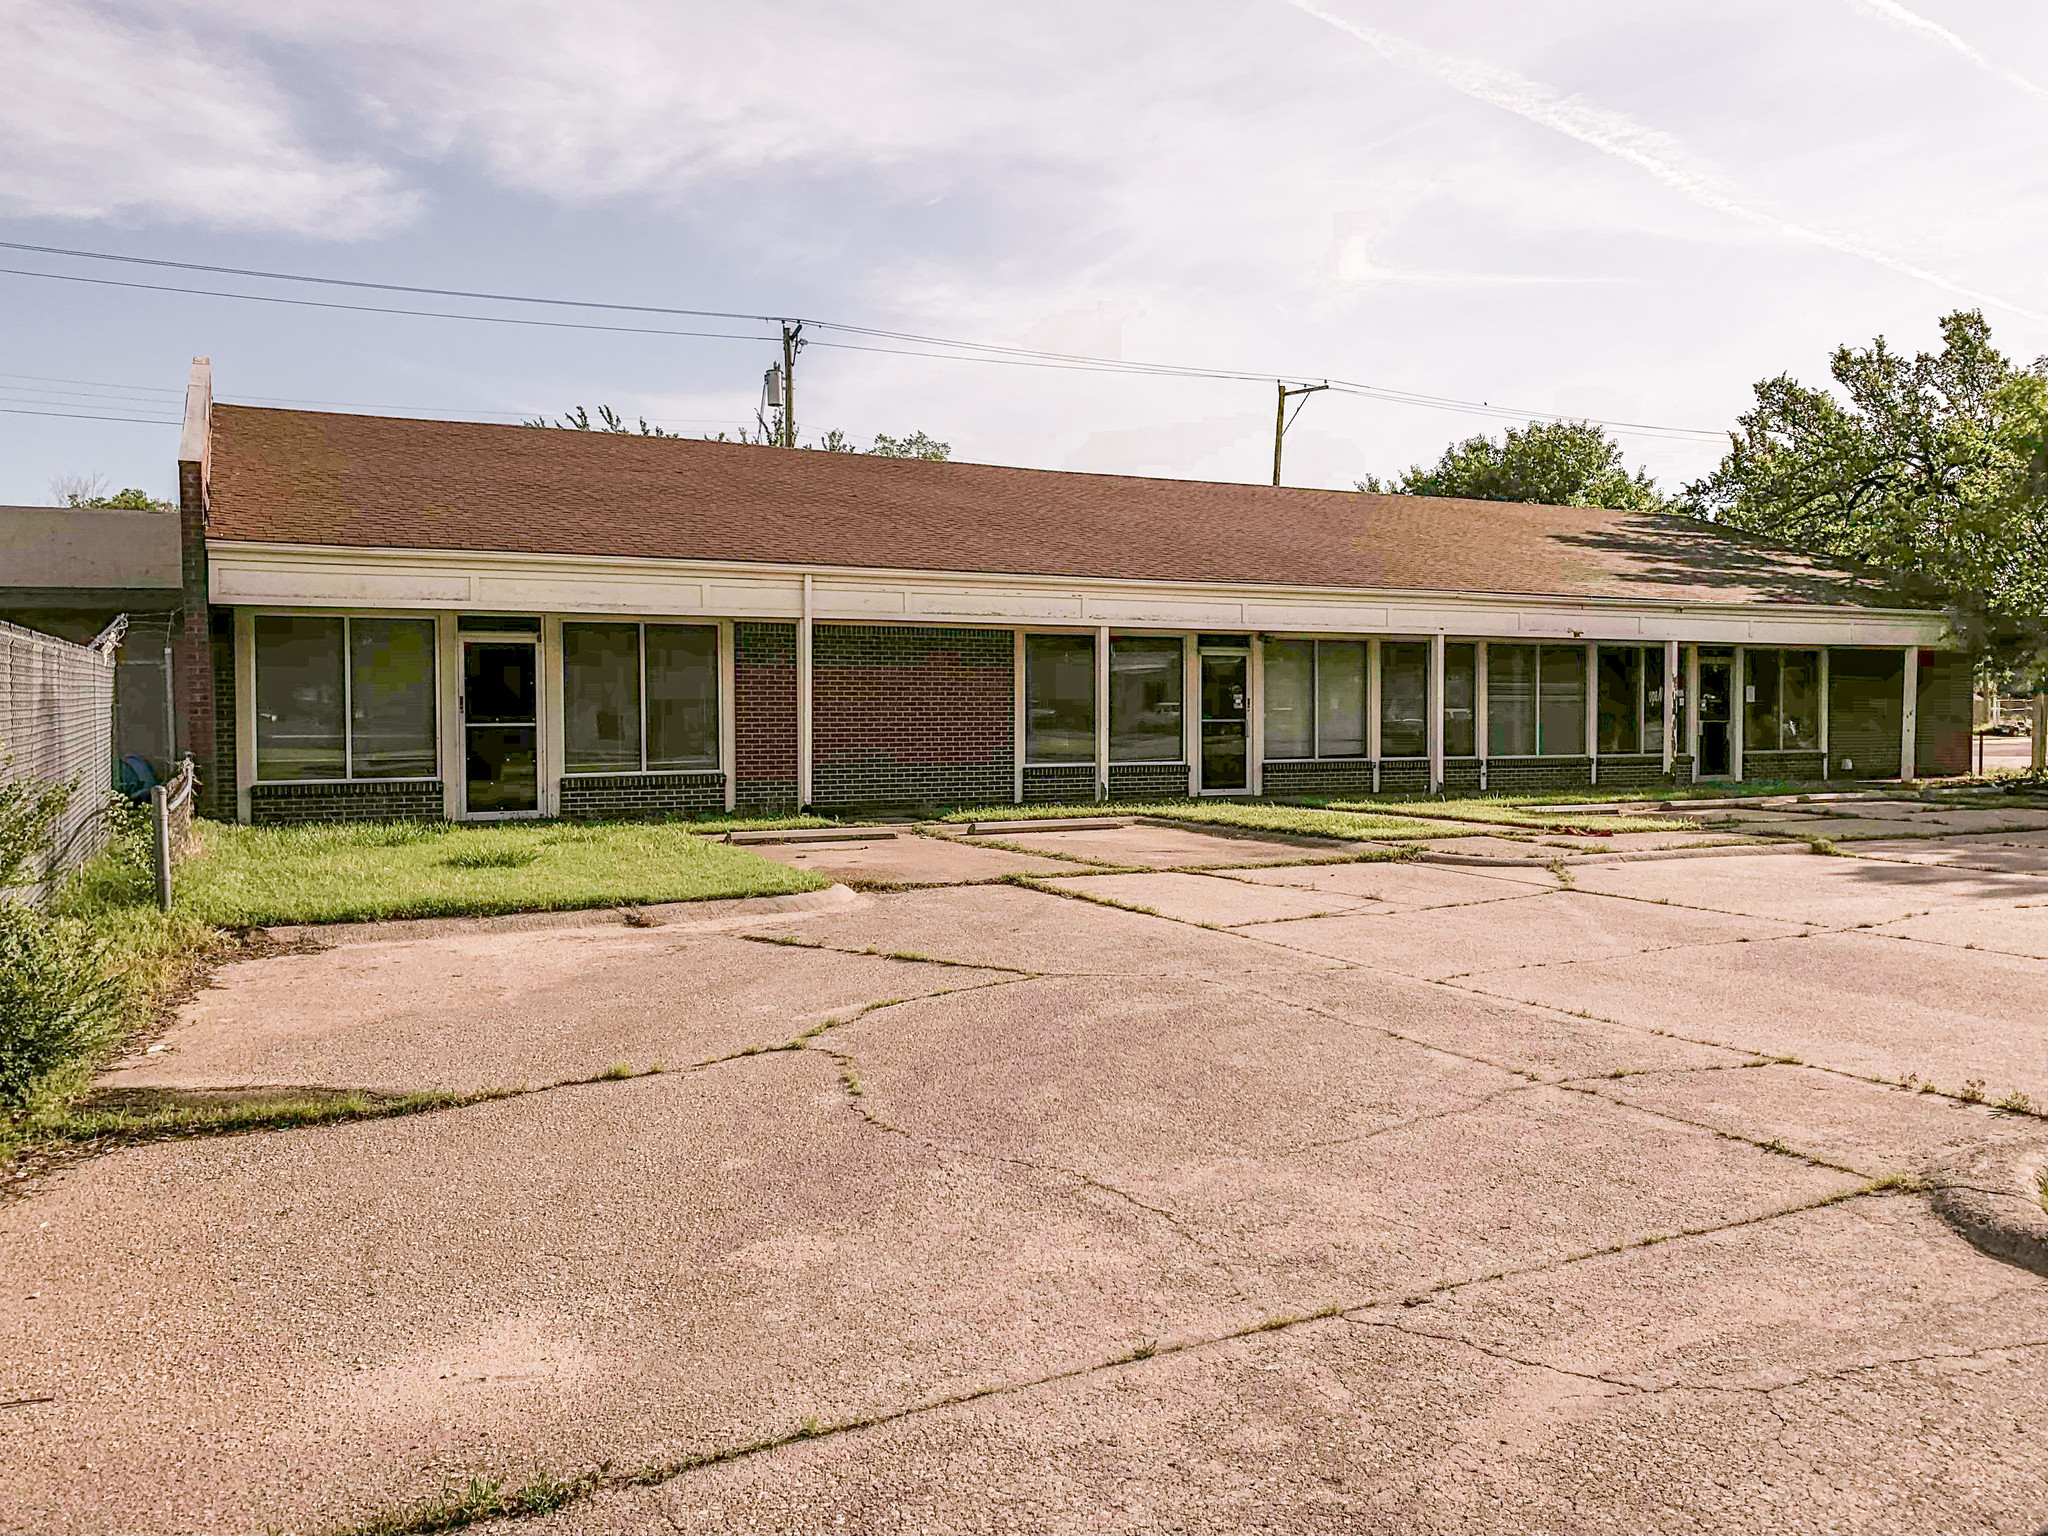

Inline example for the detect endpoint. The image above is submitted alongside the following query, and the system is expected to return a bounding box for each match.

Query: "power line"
[0,405,180,425]
[0,240,1731,441]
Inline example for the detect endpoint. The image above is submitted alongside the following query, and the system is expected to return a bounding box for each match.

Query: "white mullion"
[1311,641,1321,760]
[342,616,355,780]
[638,621,649,773]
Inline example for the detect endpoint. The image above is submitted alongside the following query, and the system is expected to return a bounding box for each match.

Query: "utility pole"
[780,320,805,448]
[1272,380,1328,486]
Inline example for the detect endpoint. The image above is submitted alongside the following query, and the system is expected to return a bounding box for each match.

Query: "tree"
[1684,310,2048,678]
[1357,419,1666,511]
[525,405,681,437]
[49,472,171,511]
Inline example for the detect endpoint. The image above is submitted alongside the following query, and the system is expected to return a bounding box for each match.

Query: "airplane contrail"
[1847,0,2048,103]
[1280,0,2048,325]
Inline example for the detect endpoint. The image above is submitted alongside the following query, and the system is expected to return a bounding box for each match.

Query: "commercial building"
[166,361,1970,824]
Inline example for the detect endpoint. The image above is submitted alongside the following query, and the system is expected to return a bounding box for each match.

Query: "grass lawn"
[173,818,829,926]
[937,799,1461,841]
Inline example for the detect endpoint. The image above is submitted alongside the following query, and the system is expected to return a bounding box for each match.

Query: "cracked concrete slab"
[98,928,1013,1095]
[1573,1063,2047,1174]
[1568,852,2044,925]
[750,834,1078,885]
[971,821,1371,868]
[1871,900,2048,960]
[831,977,1855,1314]
[1461,930,2048,1104]
[0,1052,1251,1536]
[1224,860,1562,900]
[1843,838,2048,876]
[736,882,1345,976]
[1034,870,1382,926]
[1233,889,1808,979]
[534,1200,2048,1536]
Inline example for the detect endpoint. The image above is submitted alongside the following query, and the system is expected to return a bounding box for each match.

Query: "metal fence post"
[152,783,172,912]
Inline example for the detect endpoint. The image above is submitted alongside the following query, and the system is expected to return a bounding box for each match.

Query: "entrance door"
[1199,649,1249,793]
[462,640,539,815]
[1698,658,1733,777]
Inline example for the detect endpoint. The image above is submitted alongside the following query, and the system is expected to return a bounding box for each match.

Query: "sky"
[1,0,2044,506]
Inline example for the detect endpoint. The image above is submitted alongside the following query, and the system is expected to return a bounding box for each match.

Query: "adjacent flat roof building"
[167,360,1970,824]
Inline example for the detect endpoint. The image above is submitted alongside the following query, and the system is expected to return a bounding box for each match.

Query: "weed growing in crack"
[333,1465,606,1536]
[1861,1172,1927,1194]
[1960,1078,1988,1105]
[597,1061,636,1081]
[1996,1089,2037,1115]
[1129,1339,1160,1360]
[1758,1138,1796,1156]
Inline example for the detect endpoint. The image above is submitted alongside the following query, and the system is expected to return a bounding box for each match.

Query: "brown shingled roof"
[206,405,1924,609]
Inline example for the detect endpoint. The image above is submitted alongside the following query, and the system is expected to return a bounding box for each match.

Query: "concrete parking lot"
[5,807,2048,1535]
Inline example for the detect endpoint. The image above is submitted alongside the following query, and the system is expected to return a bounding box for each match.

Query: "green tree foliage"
[526,404,682,437]
[1358,419,1666,510]
[71,488,172,511]
[1685,310,2048,674]
[866,430,951,461]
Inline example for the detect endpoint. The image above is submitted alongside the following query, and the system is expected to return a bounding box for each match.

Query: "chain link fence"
[1,615,126,900]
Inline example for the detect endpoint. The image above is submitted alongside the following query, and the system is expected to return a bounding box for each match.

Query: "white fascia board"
[204,540,1956,648]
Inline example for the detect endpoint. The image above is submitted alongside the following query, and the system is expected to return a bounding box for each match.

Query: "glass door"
[462,640,539,816]
[1697,656,1733,778]
[1199,648,1249,793]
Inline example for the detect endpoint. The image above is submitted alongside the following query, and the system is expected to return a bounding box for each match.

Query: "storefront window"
[1380,641,1429,758]
[1745,648,1820,751]
[1597,647,1644,755]
[646,625,719,769]
[1444,643,1476,757]
[1109,637,1183,762]
[1488,644,1536,756]
[255,614,438,781]
[1263,641,1314,759]
[1538,646,1587,756]
[1316,641,1367,757]
[1026,633,1095,763]
[563,623,641,773]
[254,615,345,781]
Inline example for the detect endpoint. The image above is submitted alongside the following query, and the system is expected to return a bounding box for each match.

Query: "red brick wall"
[734,621,798,812]
[811,625,1012,807]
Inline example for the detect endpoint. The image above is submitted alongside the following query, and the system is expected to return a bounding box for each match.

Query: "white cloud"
[1844,0,2048,103]
[0,3,418,235]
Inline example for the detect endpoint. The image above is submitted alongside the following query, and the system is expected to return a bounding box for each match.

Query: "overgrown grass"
[936,799,1458,841]
[1355,798,1687,833]
[170,818,829,926]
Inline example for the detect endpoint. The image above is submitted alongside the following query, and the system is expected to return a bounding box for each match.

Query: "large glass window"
[1026,633,1095,763]
[1488,644,1537,756]
[647,625,719,769]
[1538,645,1587,756]
[1260,640,1366,758]
[254,614,437,782]
[1597,647,1644,755]
[1110,637,1184,762]
[350,619,438,777]
[1317,641,1367,757]
[1263,641,1314,759]
[563,623,641,773]
[564,622,720,774]
[1380,641,1429,757]
[254,615,345,781]
[1444,643,1476,757]
[1744,648,1821,752]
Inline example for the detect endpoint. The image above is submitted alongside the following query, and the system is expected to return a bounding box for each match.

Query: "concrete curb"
[268,883,862,947]
[1418,841,1811,869]
[1929,1136,2048,1278]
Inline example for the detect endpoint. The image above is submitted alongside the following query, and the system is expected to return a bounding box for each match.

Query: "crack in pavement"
[339,1183,1933,1536]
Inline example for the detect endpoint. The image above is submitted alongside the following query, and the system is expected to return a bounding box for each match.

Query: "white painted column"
[538,615,564,818]
[1819,648,1832,778]
[1095,624,1111,802]
[1475,640,1489,793]
[797,574,814,808]
[1428,632,1446,794]
[1366,637,1383,795]
[1584,641,1599,785]
[1662,640,1679,776]
[1012,629,1027,803]
[1730,646,1745,785]
[1900,645,1919,782]
[233,608,257,824]
[1248,633,1265,796]
[1182,635,1200,792]
[718,619,737,813]
[1685,644,1701,781]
